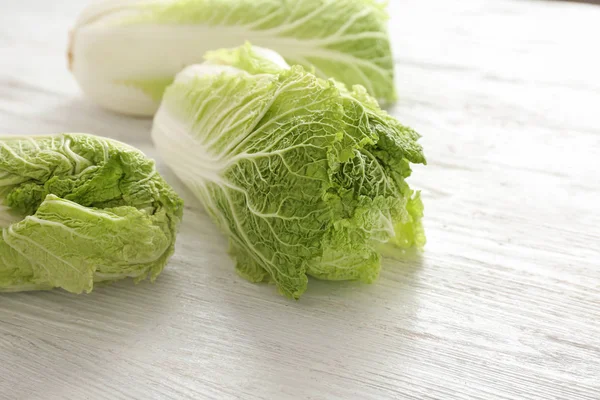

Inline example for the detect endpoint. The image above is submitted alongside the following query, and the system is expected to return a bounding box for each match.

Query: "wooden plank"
[0,0,599,399]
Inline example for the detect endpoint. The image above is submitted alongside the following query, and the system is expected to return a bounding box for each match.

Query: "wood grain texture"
[1,0,599,399]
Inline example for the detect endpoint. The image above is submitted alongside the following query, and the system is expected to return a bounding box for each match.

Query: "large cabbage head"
[0,134,184,293]
[70,0,395,116]
[152,44,425,298]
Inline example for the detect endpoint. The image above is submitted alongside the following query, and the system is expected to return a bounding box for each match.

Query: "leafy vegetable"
[152,45,425,298]
[70,0,395,116]
[0,134,184,293]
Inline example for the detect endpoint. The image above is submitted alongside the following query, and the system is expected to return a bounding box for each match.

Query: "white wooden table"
[1,1,599,399]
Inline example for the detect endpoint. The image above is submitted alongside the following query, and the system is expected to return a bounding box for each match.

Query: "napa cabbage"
[152,44,424,298]
[0,134,184,293]
[70,0,396,116]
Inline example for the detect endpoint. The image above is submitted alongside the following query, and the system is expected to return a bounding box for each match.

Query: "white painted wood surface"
[1,0,599,399]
